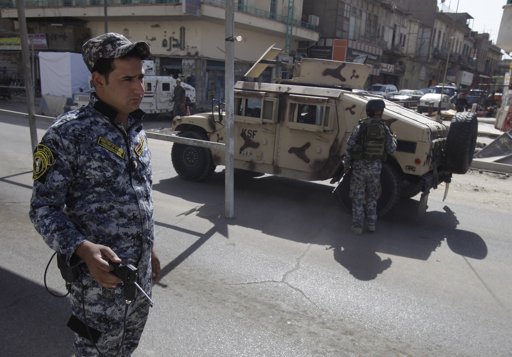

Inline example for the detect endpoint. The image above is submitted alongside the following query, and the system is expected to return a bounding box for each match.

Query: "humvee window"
[244,97,262,118]
[297,104,317,124]
[162,83,170,91]
[262,100,274,120]
[146,83,152,92]
[288,95,331,129]
[235,93,276,122]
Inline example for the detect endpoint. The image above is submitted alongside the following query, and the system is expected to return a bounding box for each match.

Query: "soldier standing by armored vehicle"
[345,99,397,234]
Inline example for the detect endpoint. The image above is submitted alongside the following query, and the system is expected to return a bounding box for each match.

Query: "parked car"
[418,87,434,94]
[389,89,424,101]
[430,84,458,101]
[367,83,398,99]
[465,89,487,108]
[417,93,453,114]
[389,89,424,109]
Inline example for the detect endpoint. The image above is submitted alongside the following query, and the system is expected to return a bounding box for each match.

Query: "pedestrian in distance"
[30,32,161,356]
[456,91,468,112]
[345,99,397,235]
[173,77,187,117]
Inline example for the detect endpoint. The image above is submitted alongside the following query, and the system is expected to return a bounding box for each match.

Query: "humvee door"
[275,94,337,175]
[234,90,278,165]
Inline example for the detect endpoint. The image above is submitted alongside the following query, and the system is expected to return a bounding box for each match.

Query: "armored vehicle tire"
[171,131,215,181]
[335,162,401,217]
[445,112,478,174]
[400,175,422,199]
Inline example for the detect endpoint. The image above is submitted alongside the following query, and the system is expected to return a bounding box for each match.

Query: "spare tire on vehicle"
[445,111,478,174]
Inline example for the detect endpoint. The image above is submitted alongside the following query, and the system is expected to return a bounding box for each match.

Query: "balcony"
[0,0,180,6]
[0,0,318,32]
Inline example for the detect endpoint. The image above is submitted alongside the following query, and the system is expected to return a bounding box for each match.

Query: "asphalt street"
[1,96,511,357]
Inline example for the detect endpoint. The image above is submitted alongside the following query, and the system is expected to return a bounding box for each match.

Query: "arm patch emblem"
[134,137,146,157]
[33,144,55,181]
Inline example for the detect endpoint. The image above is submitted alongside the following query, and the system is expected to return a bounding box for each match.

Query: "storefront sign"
[0,37,21,50]
[0,33,48,51]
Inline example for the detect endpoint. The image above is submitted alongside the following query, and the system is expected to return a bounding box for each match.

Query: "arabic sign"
[0,33,48,51]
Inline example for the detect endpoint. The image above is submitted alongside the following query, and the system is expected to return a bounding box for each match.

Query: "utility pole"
[437,37,452,122]
[224,0,235,218]
[16,0,38,150]
[104,0,108,33]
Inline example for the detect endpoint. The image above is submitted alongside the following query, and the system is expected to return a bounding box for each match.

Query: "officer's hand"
[75,240,122,289]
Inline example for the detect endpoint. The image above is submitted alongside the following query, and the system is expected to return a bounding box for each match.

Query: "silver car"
[367,83,398,99]
[417,93,453,114]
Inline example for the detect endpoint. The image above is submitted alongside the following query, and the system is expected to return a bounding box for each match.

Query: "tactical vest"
[357,119,387,160]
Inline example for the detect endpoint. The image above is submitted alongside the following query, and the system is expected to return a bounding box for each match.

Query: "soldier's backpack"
[358,119,387,160]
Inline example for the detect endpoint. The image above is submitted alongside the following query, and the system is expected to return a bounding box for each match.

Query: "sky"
[438,0,507,43]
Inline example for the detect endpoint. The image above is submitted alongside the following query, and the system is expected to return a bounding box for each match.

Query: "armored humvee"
[169,51,477,215]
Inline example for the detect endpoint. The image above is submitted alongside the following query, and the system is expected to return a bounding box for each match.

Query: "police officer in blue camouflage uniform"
[345,99,397,235]
[30,32,161,356]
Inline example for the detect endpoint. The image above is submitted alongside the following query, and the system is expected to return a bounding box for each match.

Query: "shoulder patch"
[33,144,55,181]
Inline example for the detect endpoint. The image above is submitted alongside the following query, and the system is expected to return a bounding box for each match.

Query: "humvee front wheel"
[171,131,215,181]
[445,112,478,174]
[335,162,401,217]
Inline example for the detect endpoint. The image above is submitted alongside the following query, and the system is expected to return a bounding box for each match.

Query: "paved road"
[1,99,511,356]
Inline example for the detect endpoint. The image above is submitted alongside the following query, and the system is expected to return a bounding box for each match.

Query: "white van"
[71,75,196,117]
[141,76,195,115]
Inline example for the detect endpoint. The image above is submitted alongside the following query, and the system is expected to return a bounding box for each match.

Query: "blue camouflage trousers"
[349,160,382,228]
[69,274,151,357]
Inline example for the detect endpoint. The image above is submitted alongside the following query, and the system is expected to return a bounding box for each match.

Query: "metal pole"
[437,38,452,122]
[104,0,108,33]
[16,0,38,150]
[224,0,235,218]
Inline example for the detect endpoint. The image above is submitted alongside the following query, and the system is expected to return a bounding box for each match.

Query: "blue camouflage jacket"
[30,94,154,269]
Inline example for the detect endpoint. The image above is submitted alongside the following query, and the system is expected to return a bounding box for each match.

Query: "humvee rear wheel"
[171,131,215,181]
[335,162,401,217]
[445,112,478,174]
[400,175,422,198]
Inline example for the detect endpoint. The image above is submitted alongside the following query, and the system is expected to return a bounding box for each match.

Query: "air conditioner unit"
[308,15,320,27]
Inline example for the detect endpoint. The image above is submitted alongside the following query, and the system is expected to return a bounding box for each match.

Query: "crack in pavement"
[231,244,323,311]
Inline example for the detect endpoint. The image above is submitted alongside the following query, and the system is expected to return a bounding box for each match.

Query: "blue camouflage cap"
[82,32,151,72]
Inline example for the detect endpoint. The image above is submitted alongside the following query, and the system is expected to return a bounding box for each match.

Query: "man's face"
[93,57,145,116]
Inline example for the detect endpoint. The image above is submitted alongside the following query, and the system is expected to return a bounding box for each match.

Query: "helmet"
[366,99,385,117]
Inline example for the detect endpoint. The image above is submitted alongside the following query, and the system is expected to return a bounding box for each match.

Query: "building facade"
[0,0,319,109]
[0,0,506,107]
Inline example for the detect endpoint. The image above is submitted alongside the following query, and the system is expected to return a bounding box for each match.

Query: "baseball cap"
[82,32,151,72]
